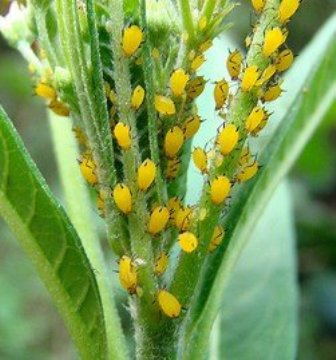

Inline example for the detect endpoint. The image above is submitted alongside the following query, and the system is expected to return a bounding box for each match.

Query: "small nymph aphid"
[148,206,170,235]
[214,79,229,110]
[199,39,213,53]
[217,123,239,156]
[167,197,182,223]
[192,147,208,174]
[170,69,190,97]
[210,176,231,204]
[182,115,201,140]
[226,49,243,80]
[191,54,206,72]
[278,0,302,23]
[241,65,261,92]
[154,252,169,276]
[119,255,138,294]
[155,95,176,116]
[237,161,259,182]
[175,206,193,231]
[164,127,184,158]
[137,159,156,191]
[178,232,199,253]
[245,106,266,133]
[122,25,143,57]
[79,154,98,186]
[157,290,181,318]
[113,183,132,214]
[262,27,288,57]
[113,122,132,150]
[251,0,266,13]
[48,100,70,117]
[256,64,277,86]
[131,85,145,110]
[275,49,294,72]
[261,82,283,102]
[35,82,57,101]
[186,76,206,100]
[166,158,181,180]
[208,225,225,252]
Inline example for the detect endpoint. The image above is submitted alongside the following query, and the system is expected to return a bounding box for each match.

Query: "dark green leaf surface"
[0,106,106,359]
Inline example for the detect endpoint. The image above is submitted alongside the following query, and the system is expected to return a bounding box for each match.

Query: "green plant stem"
[201,0,219,22]
[179,0,195,42]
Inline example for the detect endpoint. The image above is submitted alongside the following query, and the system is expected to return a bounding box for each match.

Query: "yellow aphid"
[245,35,252,48]
[178,231,198,253]
[198,16,207,30]
[119,255,137,294]
[122,25,143,57]
[131,85,145,110]
[164,127,184,158]
[72,126,87,146]
[188,50,196,61]
[241,65,260,92]
[186,76,206,100]
[79,154,98,186]
[261,82,283,102]
[166,158,181,180]
[226,50,243,80]
[109,89,118,104]
[148,206,170,235]
[210,176,231,205]
[170,69,190,97]
[199,39,213,53]
[191,54,206,72]
[155,252,169,276]
[251,0,266,12]
[35,82,56,101]
[104,82,111,97]
[217,124,239,155]
[279,0,301,23]
[113,183,132,214]
[182,115,201,140]
[152,48,160,59]
[113,122,132,150]
[137,159,156,191]
[157,290,181,318]
[49,100,70,117]
[245,106,266,133]
[237,161,259,182]
[256,64,277,86]
[192,147,208,174]
[208,225,225,252]
[275,49,294,72]
[167,197,182,222]
[155,95,176,116]
[214,79,229,110]
[239,147,251,166]
[198,207,207,221]
[262,27,288,57]
[175,206,193,231]
[96,193,105,217]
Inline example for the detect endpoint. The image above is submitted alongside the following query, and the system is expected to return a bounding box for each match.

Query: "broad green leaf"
[181,14,336,359]
[0,106,106,359]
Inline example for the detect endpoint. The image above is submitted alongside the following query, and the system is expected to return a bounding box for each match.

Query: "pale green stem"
[179,0,195,42]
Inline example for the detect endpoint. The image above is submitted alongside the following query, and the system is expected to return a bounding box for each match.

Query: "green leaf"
[181,14,336,359]
[0,106,106,359]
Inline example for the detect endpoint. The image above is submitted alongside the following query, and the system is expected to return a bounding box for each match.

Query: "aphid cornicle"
[251,0,266,12]
[245,106,266,133]
[191,54,206,72]
[192,147,208,174]
[214,79,229,110]
[49,100,70,117]
[35,82,57,101]
[79,154,98,186]
[178,232,199,253]
[261,82,283,102]
[226,49,243,80]
[113,183,132,214]
[148,206,170,235]
[170,69,190,97]
[154,95,176,116]
[157,290,181,318]
[278,0,301,24]
[241,65,261,92]
[208,225,225,252]
[217,123,239,156]
[166,158,181,180]
[186,76,206,100]
[275,48,294,72]
[164,127,184,158]
[175,206,193,231]
[131,85,145,110]
[182,115,201,140]
[137,159,156,191]
[122,25,143,57]
[237,161,259,182]
[119,255,138,294]
[113,122,132,150]
[210,176,231,205]
[262,27,288,57]
[155,252,169,276]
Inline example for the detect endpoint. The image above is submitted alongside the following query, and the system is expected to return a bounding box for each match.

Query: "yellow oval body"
[175,206,193,231]
[152,48,160,59]
[192,147,208,174]
[210,176,231,205]
[113,183,132,214]
[79,154,98,186]
[238,161,259,182]
[148,206,170,235]
[131,85,145,110]
[191,54,206,72]
[208,225,225,252]
[262,27,288,57]
[157,290,181,318]
[186,76,206,100]
[241,65,260,92]
[245,106,266,133]
[178,231,198,253]
[251,0,266,12]
[226,49,243,80]
[155,252,169,276]
[49,100,70,117]
[122,25,143,57]
[164,126,184,158]
[217,124,239,155]
[155,95,176,116]
[166,158,181,180]
[113,122,132,150]
[170,69,190,97]
[198,16,207,30]
[182,115,201,140]
[214,79,229,110]
[199,39,213,53]
[167,197,182,222]
[35,82,57,101]
[137,159,156,191]
[72,126,87,146]
[279,0,301,23]
[256,64,277,86]
[261,83,283,102]
[275,48,294,72]
[119,255,137,294]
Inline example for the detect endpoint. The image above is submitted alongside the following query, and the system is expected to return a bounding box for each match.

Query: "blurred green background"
[0,0,336,359]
